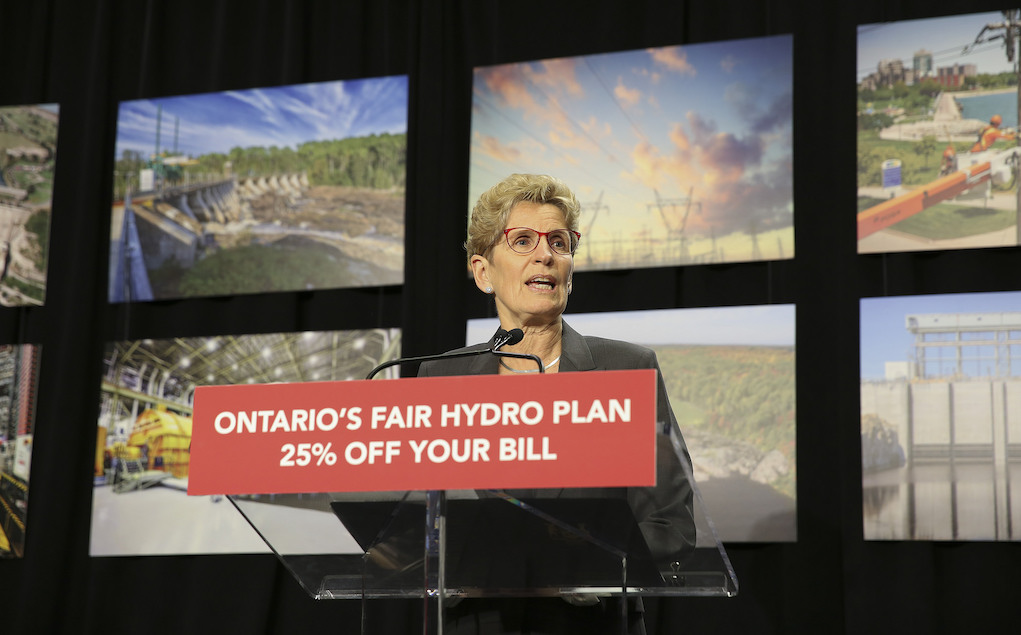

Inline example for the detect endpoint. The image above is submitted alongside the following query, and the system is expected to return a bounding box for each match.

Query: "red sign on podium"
[187,369,657,495]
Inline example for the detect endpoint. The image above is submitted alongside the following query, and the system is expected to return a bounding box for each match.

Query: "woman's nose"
[534,238,555,263]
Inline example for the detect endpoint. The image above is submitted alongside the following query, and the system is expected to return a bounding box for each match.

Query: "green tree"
[917,78,942,98]
[24,210,50,269]
[914,135,938,169]
[857,147,883,186]
[858,112,893,132]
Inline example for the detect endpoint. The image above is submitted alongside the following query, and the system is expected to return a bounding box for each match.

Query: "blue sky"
[115,76,408,159]
[468,35,793,262]
[467,304,795,348]
[860,290,1021,379]
[858,11,1014,82]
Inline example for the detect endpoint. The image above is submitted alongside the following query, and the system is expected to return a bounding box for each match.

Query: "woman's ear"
[470,254,491,293]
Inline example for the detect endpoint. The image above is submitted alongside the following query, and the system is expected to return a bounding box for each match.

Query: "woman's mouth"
[526,276,556,291]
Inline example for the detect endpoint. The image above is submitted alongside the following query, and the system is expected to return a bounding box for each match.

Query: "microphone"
[365,327,541,379]
[489,328,543,373]
[492,328,524,350]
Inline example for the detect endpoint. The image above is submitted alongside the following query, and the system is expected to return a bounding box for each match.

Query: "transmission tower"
[646,186,700,264]
[580,191,610,266]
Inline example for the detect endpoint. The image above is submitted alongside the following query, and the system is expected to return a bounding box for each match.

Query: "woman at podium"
[418,173,695,634]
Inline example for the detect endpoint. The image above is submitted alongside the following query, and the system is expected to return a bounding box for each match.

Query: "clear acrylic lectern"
[227,419,737,634]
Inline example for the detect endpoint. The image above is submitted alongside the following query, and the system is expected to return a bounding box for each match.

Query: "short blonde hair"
[465,173,581,267]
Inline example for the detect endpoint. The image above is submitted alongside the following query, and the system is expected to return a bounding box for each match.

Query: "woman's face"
[472,201,574,329]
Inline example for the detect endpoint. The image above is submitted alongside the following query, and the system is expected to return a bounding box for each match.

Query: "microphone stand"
[365,329,543,379]
[491,350,545,373]
[361,328,541,628]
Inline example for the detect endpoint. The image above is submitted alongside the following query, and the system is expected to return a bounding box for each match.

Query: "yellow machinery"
[127,407,193,478]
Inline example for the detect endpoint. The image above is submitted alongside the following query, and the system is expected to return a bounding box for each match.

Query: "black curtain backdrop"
[1,0,1020,633]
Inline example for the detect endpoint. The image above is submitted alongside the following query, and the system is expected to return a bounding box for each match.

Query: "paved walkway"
[878,91,986,142]
[933,91,962,122]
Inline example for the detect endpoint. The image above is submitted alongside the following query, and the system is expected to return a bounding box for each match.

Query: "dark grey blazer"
[420,319,663,376]
[418,319,696,561]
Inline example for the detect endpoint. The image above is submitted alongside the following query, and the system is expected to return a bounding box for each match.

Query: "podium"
[191,370,737,633]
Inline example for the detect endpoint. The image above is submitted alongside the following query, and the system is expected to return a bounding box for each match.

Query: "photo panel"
[109,76,408,302]
[857,11,1021,253]
[0,104,58,306]
[91,328,400,556]
[861,291,1021,540]
[469,35,793,271]
[468,304,797,542]
[0,343,41,558]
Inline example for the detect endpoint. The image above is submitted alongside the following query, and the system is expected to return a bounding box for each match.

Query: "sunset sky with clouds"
[469,35,793,269]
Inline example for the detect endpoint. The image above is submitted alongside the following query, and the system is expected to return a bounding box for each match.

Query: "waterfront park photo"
[857,10,1021,254]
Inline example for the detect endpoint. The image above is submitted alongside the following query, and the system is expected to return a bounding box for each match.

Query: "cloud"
[614,77,642,109]
[668,123,691,152]
[724,83,792,134]
[720,55,739,73]
[476,62,610,163]
[625,139,699,191]
[579,115,612,141]
[477,65,543,114]
[547,120,600,156]
[223,89,283,126]
[525,57,584,97]
[477,65,576,144]
[648,46,697,76]
[686,113,764,185]
[623,111,791,237]
[691,159,793,235]
[633,67,663,85]
[474,132,523,163]
[750,92,793,135]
